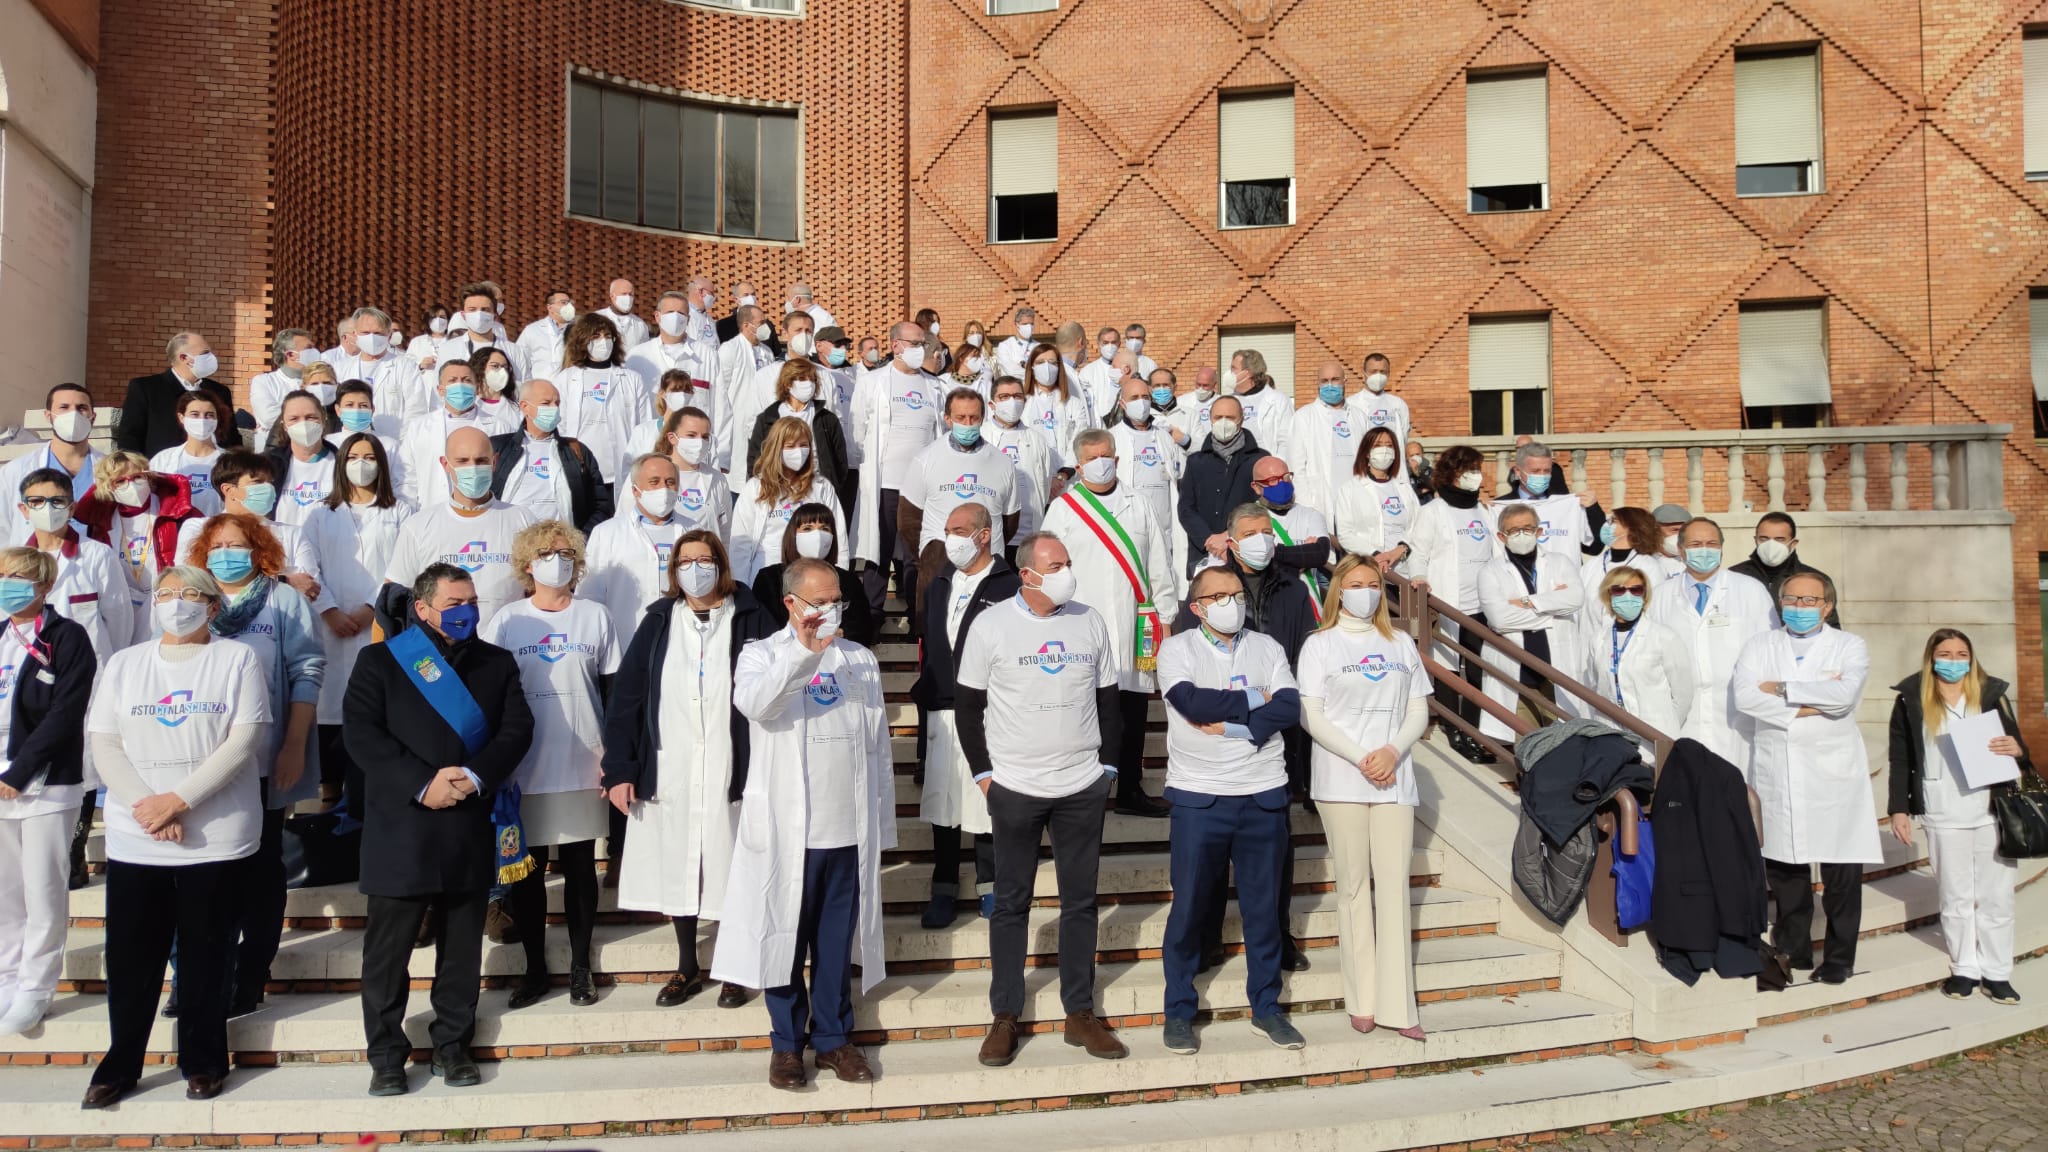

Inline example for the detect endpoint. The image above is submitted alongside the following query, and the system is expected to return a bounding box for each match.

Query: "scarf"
[211,575,277,637]
[1436,485,1479,510]
[1211,432,1247,462]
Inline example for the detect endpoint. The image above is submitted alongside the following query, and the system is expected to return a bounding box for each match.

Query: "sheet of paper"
[1949,709,2020,789]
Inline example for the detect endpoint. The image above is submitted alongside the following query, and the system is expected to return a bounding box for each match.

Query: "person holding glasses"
[1583,566,1692,758]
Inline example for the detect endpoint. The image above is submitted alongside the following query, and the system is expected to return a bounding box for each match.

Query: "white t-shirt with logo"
[383,501,538,626]
[901,438,1022,550]
[1517,492,1593,568]
[1295,626,1429,805]
[482,598,620,796]
[799,642,864,849]
[1365,477,1419,552]
[672,466,733,540]
[879,367,942,490]
[1158,627,1295,796]
[278,453,338,526]
[88,638,269,865]
[146,445,227,515]
[1449,503,1502,612]
[954,597,1118,799]
[503,436,571,523]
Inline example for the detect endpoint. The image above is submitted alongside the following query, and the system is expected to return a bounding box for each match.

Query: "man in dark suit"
[486,378,614,533]
[715,280,783,358]
[345,563,534,1097]
[116,332,238,457]
[914,503,1021,929]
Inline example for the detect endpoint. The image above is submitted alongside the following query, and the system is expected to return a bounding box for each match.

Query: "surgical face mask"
[1234,532,1276,571]
[1032,362,1060,387]
[1456,471,1483,492]
[587,337,615,362]
[1781,606,1823,634]
[345,458,380,487]
[444,382,478,412]
[638,487,676,518]
[1210,416,1241,440]
[157,597,210,638]
[0,578,39,617]
[287,419,326,449]
[1261,479,1295,506]
[51,410,92,445]
[1754,538,1792,567]
[339,407,375,433]
[465,308,494,332]
[826,347,849,368]
[555,302,577,324]
[967,332,984,348]
[206,546,255,584]
[1202,595,1245,635]
[790,332,816,358]
[1521,471,1552,495]
[1319,382,1345,406]
[1080,456,1117,486]
[1151,386,1174,407]
[1599,523,1617,548]
[1608,593,1644,622]
[452,465,493,500]
[900,345,927,371]
[1933,658,1971,684]
[788,380,816,405]
[678,560,719,598]
[189,351,219,379]
[1341,587,1382,620]
[114,479,152,510]
[659,311,689,338]
[612,294,634,313]
[1100,343,1117,362]
[1123,398,1151,424]
[794,529,834,560]
[533,405,562,433]
[993,397,1025,424]
[1028,565,1077,607]
[429,316,449,335]
[945,532,984,570]
[1368,446,1398,471]
[358,332,390,357]
[673,436,707,466]
[663,390,690,413]
[1503,530,1538,556]
[1683,546,1721,575]
[531,554,574,589]
[753,322,774,343]
[863,349,882,366]
[435,602,480,642]
[1365,371,1388,393]
[183,415,218,442]
[950,422,983,448]
[1017,323,1035,341]
[26,503,68,534]
[781,445,812,472]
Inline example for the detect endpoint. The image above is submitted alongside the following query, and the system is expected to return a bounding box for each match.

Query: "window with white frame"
[1220,327,1296,399]
[568,79,799,240]
[989,110,1058,243]
[989,0,1057,12]
[1219,91,1295,228]
[1739,301,1831,428]
[679,0,798,12]
[1466,69,1548,213]
[1735,49,1823,197]
[1468,315,1550,436]
[2030,291,2048,437]
[2026,35,2048,181]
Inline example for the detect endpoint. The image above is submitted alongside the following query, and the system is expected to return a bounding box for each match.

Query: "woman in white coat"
[729,418,848,585]
[1476,503,1586,745]
[1732,571,1881,982]
[552,315,651,487]
[601,531,777,1009]
[1581,506,1680,591]
[1021,344,1096,470]
[1404,446,1497,762]
[1332,427,1421,576]
[1582,566,1693,758]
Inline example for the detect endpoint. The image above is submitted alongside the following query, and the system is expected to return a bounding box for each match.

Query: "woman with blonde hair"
[1022,342,1095,469]
[1583,565,1692,759]
[1887,628,2031,1006]
[73,451,206,639]
[729,417,848,584]
[744,358,852,511]
[1294,554,1429,1040]
[482,519,619,1009]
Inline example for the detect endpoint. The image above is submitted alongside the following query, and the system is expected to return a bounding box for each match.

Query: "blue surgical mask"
[443,383,478,412]
[436,602,480,642]
[338,408,374,433]
[1151,386,1174,407]
[533,405,561,433]
[825,347,848,368]
[240,482,277,517]
[1933,658,1971,684]
[1319,382,1345,406]
[1598,523,1616,548]
[1261,480,1294,507]
[453,464,493,500]
[1684,547,1721,575]
[206,546,254,584]
[1781,606,1823,634]
[1608,593,1644,622]
[1522,472,1551,495]
[950,423,982,448]
[0,577,39,616]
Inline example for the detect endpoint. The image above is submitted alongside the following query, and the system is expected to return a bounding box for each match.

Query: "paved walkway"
[1567,1031,2047,1152]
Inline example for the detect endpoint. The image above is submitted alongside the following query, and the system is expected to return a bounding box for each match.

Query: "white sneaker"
[0,994,51,1036]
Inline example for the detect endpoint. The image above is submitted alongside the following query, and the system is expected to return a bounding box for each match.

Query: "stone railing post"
[1848,442,1868,512]
[1767,445,1786,512]
[1686,446,1704,512]
[1890,442,1908,510]
[1727,445,1745,512]
[1609,448,1627,509]
[1807,445,1827,513]
[1931,441,1952,511]
[1646,448,1665,508]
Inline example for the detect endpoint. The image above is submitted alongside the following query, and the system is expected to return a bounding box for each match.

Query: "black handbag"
[1990,698,2048,859]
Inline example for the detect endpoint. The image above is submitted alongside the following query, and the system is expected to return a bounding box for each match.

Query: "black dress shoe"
[1812,965,1850,985]
[185,1073,227,1100]
[160,992,179,1019]
[432,1058,482,1087]
[717,982,749,1009]
[367,1067,409,1097]
[1198,945,1228,974]
[1115,793,1172,818]
[507,977,550,1010]
[1281,940,1311,972]
[569,967,598,1006]
[227,986,265,1018]
[80,1081,132,1110]
[655,973,704,1007]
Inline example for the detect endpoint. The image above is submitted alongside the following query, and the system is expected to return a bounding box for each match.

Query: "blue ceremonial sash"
[386,626,489,759]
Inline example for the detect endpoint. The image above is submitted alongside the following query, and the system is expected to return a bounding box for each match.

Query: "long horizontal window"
[568,79,799,241]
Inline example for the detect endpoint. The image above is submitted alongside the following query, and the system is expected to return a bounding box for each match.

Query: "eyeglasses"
[21,497,71,512]
[674,558,720,573]
[535,548,576,562]
[1195,591,1247,608]
[793,595,844,612]
[1258,472,1295,484]
[1609,585,1647,597]
[152,588,210,604]
[1781,596,1826,608]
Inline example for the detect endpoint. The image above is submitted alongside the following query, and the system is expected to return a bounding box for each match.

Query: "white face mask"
[900,345,927,371]
[1234,532,1276,571]
[993,397,1025,424]
[1754,539,1792,567]
[673,436,708,466]
[782,445,812,472]
[788,380,817,405]
[638,487,677,518]
[1028,566,1077,608]
[465,308,494,333]
[793,529,834,560]
[1365,372,1388,393]
[1341,587,1382,620]
[1368,446,1398,471]
[1210,416,1241,440]
[555,302,577,324]
[737,294,756,307]
[357,332,390,357]
[1123,397,1151,424]
[1202,595,1245,635]
[287,420,326,449]
[1456,471,1483,492]
[307,381,337,406]
[965,357,986,376]
[612,294,634,314]
[189,351,219,379]
[1016,323,1034,341]
[157,597,210,638]
[531,554,575,589]
[789,332,815,358]
[1032,362,1060,387]
[484,366,511,391]
[1128,336,1145,352]
[183,415,218,442]
[27,504,68,534]
[344,458,379,487]
[944,532,983,570]
[1080,456,1117,486]
[113,480,151,508]
[663,390,690,413]
[1220,368,1239,394]
[1503,530,1539,556]
[678,561,719,599]
[1193,384,1216,402]
[659,311,689,338]
[52,410,92,445]
[587,337,614,362]
[1100,343,1118,362]
[753,322,774,343]
[429,316,449,335]
[966,332,984,348]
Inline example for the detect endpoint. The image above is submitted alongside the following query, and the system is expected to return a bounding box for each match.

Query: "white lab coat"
[595,308,650,353]
[1289,401,1365,513]
[729,475,848,585]
[1038,484,1180,694]
[583,513,683,645]
[1649,568,1776,776]
[850,366,942,566]
[1330,474,1423,574]
[986,420,1059,545]
[1107,419,1185,592]
[330,351,428,432]
[1582,615,1694,758]
[516,318,569,382]
[1581,548,1682,593]
[301,499,414,723]
[1476,550,1586,742]
[1732,626,1882,865]
[555,365,651,483]
[397,410,495,510]
[1230,384,1293,462]
[38,534,133,659]
[711,630,896,993]
[713,336,773,472]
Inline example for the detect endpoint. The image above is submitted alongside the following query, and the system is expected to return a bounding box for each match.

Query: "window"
[1219,91,1295,228]
[1739,302,1831,429]
[990,111,1057,243]
[1468,315,1550,436]
[682,0,797,11]
[1219,327,1296,398]
[1735,49,1822,196]
[2031,292,2048,438]
[989,0,1057,12]
[1466,70,1548,213]
[2028,35,2048,180]
[567,79,799,241]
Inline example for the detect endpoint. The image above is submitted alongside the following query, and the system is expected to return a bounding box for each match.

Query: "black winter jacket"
[1649,738,1767,954]
[1886,673,2031,817]
[0,608,96,792]
[487,431,615,534]
[914,557,1021,711]
[600,589,778,802]
[1177,432,1269,576]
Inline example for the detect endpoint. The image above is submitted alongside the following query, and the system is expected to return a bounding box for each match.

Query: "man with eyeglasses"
[1648,517,1776,775]
[1733,570,1879,984]
[1728,511,1840,629]
[1157,564,1305,1054]
[1477,502,1587,745]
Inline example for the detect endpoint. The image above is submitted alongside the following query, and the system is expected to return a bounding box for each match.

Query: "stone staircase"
[2,603,2044,1146]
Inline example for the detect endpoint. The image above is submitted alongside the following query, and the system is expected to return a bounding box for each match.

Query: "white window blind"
[990,112,1057,197]
[1466,71,1548,189]
[1221,328,1296,398]
[1468,315,1551,392]
[1739,303,1831,407]
[1735,51,1821,168]
[2026,35,2048,176]
[989,0,1057,13]
[2031,295,2048,401]
[1220,92,1295,183]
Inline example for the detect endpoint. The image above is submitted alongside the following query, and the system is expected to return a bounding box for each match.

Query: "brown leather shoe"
[80,1081,132,1110]
[1063,1012,1128,1060]
[814,1044,875,1083]
[185,1072,227,1100]
[978,1013,1021,1067]
[767,1049,806,1090]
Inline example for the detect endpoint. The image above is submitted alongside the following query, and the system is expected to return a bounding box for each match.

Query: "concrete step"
[7,929,1547,1062]
[0,987,1630,1138]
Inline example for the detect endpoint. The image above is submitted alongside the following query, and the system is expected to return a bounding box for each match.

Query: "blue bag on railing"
[1612,818,1656,931]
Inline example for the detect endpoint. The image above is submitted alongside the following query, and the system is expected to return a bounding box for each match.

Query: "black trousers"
[361,888,487,1071]
[1199,833,1298,958]
[987,774,1110,1016]
[231,793,288,997]
[1114,690,1151,804]
[317,722,352,792]
[859,487,907,619]
[1766,858,1863,974]
[931,825,995,893]
[1433,611,1489,732]
[512,841,598,978]
[95,857,244,1086]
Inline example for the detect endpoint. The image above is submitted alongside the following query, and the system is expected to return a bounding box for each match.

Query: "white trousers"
[1320,801,1417,1028]
[1924,823,2016,981]
[0,810,73,1002]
